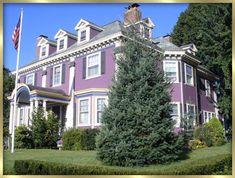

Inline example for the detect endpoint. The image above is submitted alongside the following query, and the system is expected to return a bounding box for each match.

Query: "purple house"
[9,5,219,135]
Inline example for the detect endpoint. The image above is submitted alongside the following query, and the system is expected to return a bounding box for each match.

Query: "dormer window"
[144,27,150,38]
[40,46,47,58]
[59,39,65,50]
[80,30,86,42]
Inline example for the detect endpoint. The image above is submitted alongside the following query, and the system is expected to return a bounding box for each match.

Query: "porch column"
[30,100,34,120]
[9,103,14,134]
[43,100,47,119]
[35,99,39,108]
[59,105,63,135]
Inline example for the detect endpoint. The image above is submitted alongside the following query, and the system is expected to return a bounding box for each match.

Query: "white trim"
[52,64,62,87]
[77,97,91,127]
[26,73,35,85]
[163,60,179,83]
[203,110,215,123]
[170,102,181,127]
[86,51,101,79]
[78,27,90,44]
[184,64,194,86]
[94,96,108,126]
[40,44,49,59]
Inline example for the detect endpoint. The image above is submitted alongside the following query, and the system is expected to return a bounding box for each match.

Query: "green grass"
[4,143,231,175]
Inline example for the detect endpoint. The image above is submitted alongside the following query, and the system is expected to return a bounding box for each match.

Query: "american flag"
[12,17,21,50]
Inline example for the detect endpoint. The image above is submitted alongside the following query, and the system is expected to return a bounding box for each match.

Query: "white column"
[35,99,39,108]
[43,100,47,119]
[9,103,14,134]
[114,40,122,80]
[42,67,47,87]
[65,57,75,129]
[16,104,19,127]
[214,91,219,118]
[30,100,34,121]
[60,105,63,134]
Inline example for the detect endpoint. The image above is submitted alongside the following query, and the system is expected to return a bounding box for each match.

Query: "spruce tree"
[96,30,187,167]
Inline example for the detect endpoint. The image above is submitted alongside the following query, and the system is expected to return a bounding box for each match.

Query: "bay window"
[79,99,89,125]
[96,98,106,124]
[163,61,178,83]
[185,64,193,85]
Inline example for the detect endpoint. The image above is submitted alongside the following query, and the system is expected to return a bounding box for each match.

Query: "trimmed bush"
[14,154,231,175]
[62,128,82,150]
[194,117,225,147]
[81,128,100,150]
[188,139,207,150]
[15,125,33,149]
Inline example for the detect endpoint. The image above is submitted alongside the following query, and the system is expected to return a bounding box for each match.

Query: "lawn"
[4,143,231,175]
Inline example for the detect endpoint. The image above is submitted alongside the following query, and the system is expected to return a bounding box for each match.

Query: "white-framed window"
[26,73,35,85]
[203,111,215,123]
[205,80,211,97]
[86,52,101,79]
[170,102,180,127]
[59,39,65,50]
[186,103,195,120]
[96,98,106,124]
[40,45,47,58]
[79,98,90,125]
[144,27,150,38]
[80,30,86,42]
[185,64,194,85]
[163,61,178,83]
[53,64,62,86]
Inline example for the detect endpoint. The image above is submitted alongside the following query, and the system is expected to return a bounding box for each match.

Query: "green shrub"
[188,139,207,150]
[62,128,82,150]
[194,117,225,147]
[81,128,100,150]
[15,125,33,149]
[14,154,232,175]
[206,117,225,146]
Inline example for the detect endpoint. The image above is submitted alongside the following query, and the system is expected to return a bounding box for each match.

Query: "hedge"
[14,154,231,175]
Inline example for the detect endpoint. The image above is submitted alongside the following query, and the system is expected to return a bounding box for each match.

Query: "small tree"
[96,30,187,167]
[15,125,33,149]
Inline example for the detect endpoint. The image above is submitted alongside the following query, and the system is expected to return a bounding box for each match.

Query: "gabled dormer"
[180,44,198,56]
[36,35,56,60]
[54,29,77,52]
[74,19,103,44]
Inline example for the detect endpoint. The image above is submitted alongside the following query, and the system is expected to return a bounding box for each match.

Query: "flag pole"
[11,8,23,154]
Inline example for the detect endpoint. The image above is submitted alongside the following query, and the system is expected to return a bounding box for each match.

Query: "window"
[59,39,65,50]
[185,64,193,85]
[203,111,215,123]
[96,98,106,124]
[163,61,178,83]
[86,52,101,78]
[26,73,34,85]
[19,108,24,126]
[204,111,208,123]
[53,65,62,86]
[80,30,86,42]
[205,80,211,96]
[80,99,89,124]
[144,27,150,38]
[41,46,46,57]
[170,103,180,127]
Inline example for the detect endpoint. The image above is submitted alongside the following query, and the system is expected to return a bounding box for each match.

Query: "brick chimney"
[124,3,142,25]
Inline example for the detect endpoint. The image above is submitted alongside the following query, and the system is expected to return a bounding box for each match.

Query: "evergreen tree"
[3,66,15,138]
[96,30,187,167]
[171,4,232,126]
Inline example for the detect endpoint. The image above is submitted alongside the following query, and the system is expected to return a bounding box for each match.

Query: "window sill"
[184,83,194,87]
[85,74,101,80]
[53,83,62,87]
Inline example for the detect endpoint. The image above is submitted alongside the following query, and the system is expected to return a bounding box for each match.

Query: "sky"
[4,3,188,71]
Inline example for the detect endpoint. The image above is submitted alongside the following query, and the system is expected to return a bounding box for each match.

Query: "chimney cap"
[126,3,140,10]
[38,35,48,39]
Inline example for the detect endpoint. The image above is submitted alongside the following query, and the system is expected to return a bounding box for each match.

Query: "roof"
[152,37,182,51]
[28,85,67,96]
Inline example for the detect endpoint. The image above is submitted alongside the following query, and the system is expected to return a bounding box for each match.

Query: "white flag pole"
[11,8,23,154]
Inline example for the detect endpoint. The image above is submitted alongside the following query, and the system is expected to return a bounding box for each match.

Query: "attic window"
[80,30,86,42]
[41,46,46,57]
[59,39,65,50]
[144,27,150,38]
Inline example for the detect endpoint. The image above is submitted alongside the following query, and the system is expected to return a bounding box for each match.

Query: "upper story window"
[144,27,150,38]
[186,104,195,120]
[205,80,211,96]
[86,52,101,79]
[163,61,178,83]
[79,99,89,125]
[59,39,65,50]
[40,46,47,58]
[96,98,106,124]
[26,73,35,85]
[185,64,193,85]
[80,30,86,42]
[53,65,62,86]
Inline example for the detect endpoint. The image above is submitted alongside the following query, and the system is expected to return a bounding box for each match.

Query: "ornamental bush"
[81,128,100,150]
[62,128,82,150]
[15,125,33,149]
[188,139,207,150]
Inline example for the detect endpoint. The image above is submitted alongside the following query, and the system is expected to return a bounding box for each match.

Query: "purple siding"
[75,46,115,91]
[19,75,25,83]
[35,70,42,87]
[169,83,181,102]
[68,37,76,47]
[46,60,70,94]
[90,27,101,39]
[49,45,56,55]
[183,85,197,105]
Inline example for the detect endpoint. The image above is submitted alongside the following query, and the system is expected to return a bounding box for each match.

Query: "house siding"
[49,45,56,55]
[90,27,101,39]
[75,45,115,91]
[170,83,181,102]
[68,37,76,48]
